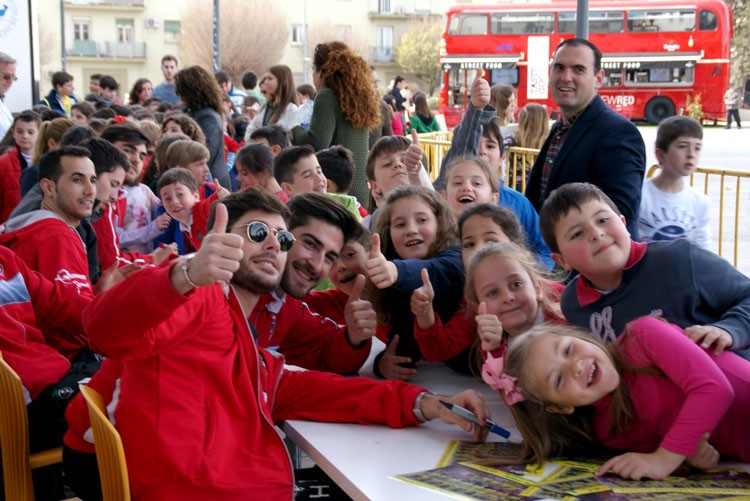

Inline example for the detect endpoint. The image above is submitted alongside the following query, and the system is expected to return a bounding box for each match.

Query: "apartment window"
[73,17,90,41]
[379,0,391,14]
[375,26,393,62]
[116,18,134,43]
[291,24,305,45]
[164,20,180,43]
[335,25,351,42]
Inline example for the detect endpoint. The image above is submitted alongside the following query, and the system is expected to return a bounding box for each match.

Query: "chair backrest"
[0,353,36,501]
[80,384,131,501]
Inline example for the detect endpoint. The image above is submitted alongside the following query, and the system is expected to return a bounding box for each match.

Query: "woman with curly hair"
[243,65,299,141]
[292,41,380,204]
[128,78,153,106]
[174,65,230,187]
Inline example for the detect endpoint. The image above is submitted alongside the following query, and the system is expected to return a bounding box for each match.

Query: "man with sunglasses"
[84,187,491,498]
[251,192,378,374]
[0,52,17,138]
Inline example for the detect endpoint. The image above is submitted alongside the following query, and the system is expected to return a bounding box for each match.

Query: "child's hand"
[170,203,243,293]
[344,275,377,345]
[214,178,231,199]
[154,213,172,231]
[404,129,424,176]
[151,243,178,265]
[476,302,504,352]
[686,433,719,470]
[595,447,684,480]
[684,325,733,355]
[411,268,435,329]
[469,69,490,110]
[366,233,398,289]
[378,335,416,381]
[419,390,490,443]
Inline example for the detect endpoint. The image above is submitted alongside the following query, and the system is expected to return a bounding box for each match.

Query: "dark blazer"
[525,95,646,240]
[189,107,230,188]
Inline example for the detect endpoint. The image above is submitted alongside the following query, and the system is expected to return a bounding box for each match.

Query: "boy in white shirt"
[638,116,710,249]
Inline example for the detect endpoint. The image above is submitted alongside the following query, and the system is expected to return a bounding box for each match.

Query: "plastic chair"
[79,384,131,501]
[0,352,63,501]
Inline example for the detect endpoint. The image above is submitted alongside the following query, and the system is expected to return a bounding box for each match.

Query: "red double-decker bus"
[439,0,733,127]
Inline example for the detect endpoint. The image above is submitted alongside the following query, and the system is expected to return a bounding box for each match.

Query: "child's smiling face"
[330,240,367,296]
[388,196,438,260]
[445,161,498,216]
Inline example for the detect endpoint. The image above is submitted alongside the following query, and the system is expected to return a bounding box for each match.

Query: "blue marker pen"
[440,401,511,439]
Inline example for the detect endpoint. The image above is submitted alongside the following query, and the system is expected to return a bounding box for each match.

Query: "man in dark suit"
[525,38,645,239]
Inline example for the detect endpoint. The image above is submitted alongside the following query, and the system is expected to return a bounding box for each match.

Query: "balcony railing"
[371,46,394,63]
[67,40,146,59]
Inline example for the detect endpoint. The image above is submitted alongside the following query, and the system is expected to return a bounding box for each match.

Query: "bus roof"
[446,0,728,14]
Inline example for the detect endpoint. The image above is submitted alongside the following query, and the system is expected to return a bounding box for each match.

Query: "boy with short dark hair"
[98,75,119,105]
[157,167,221,252]
[274,145,326,198]
[317,145,367,218]
[638,116,709,249]
[539,182,750,360]
[249,124,290,156]
[41,71,77,117]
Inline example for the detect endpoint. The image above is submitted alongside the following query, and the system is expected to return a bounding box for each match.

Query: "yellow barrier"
[417,133,746,273]
[646,165,749,272]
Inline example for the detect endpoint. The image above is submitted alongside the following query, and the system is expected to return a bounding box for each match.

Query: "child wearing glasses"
[157,167,228,252]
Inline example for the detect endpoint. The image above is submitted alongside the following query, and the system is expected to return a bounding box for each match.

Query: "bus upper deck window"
[699,9,718,31]
[448,14,488,35]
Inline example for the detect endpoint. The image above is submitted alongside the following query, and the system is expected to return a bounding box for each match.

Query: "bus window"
[698,9,718,31]
[448,14,488,35]
[627,10,696,33]
[489,67,519,86]
[625,61,694,85]
[558,11,624,34]
[602,68,623,87]
[490,13,553,35]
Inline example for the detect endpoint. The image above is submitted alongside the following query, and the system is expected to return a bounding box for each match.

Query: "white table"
[283,363,517,501]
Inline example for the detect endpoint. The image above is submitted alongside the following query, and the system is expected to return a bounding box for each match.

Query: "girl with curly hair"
[162,112,206,145]
[174,65,230,187]
[244,65,299,141]
[128,78,153,106]
[292,41,380,205]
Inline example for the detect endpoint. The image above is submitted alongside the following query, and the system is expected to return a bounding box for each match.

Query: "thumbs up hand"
[404,129,425,177]
[171,202,243,294]
[214,178,231,199]
[365,233,399,289]
[475,302,504,352]
[411,268,436,329]
[470,68,490,110]
[344,274,378,345]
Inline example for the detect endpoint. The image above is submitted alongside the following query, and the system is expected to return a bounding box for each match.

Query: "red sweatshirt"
[84,263,426,499]
[0,246,89,400]
[0,211,93,358]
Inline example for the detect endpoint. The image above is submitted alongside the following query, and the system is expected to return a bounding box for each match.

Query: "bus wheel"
[644,97,675,124]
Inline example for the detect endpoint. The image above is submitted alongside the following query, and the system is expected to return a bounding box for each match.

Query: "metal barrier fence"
[417,132,748,273]
[646,165,749,273]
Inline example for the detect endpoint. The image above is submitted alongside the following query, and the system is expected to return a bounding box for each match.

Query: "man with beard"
[0,146,97,359]
[251,192,378,373]
[84,187,491,499]
[101,123,171,254]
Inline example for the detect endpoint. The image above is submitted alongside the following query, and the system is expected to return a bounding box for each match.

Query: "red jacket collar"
[576,241,647,306]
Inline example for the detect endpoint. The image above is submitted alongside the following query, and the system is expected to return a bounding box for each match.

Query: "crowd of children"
[0,40,747,500]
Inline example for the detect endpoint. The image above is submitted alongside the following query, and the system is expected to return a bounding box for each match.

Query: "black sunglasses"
[235,221,295,251]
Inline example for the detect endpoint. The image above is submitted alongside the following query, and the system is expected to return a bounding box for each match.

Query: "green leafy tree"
[394,18,443,95]
[728,0,750,79]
